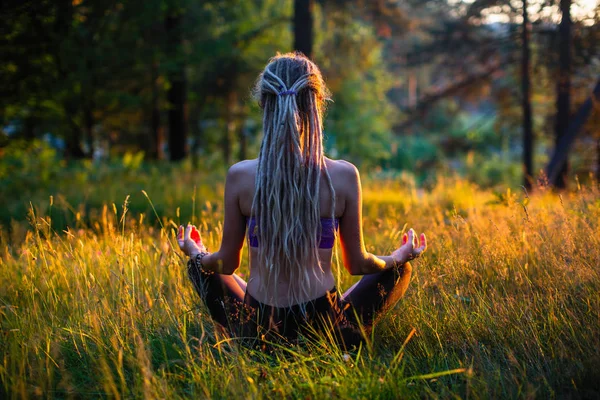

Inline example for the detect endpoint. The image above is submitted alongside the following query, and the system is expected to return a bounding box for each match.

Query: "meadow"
[1,160,599,399]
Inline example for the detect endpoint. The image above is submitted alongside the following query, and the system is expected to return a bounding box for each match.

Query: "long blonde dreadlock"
[251,52,335,307]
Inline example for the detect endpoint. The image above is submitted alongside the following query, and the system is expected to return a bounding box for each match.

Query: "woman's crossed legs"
[187,261,412,345]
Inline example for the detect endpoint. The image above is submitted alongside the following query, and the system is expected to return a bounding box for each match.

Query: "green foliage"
[465,152,522,188]
[0,0,293,159]
[391,136,441,179]
[325,73,396,167]
[0,139,62,194]
[317,14,398,167]
[2,0,598,185]
[122,151,145,171]
[0,146,225,230]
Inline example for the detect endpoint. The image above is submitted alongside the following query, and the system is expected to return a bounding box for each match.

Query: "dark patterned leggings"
[187,261,412,349]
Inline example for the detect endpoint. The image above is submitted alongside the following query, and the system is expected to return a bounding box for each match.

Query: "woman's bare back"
[235,158,355,306]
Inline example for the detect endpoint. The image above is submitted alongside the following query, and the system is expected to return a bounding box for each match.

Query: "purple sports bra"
[246,216,339,249]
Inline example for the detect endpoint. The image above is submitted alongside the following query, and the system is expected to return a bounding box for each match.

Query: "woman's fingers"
[402,229,427,259]
[419,233,427,252]
[412,232,427,257]
[177,226,185,250]
[191,226,201,244]
[410,228,417,249]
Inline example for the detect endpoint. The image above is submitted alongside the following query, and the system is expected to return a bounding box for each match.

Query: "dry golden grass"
[1,176,599,398]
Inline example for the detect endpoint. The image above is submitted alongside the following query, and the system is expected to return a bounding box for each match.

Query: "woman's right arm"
[338,162,426,275]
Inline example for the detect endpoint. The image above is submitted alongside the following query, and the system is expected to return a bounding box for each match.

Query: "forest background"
[1,0,599,216]
[1,1,600,398]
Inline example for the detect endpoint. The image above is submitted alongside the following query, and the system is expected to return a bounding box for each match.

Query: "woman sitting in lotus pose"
[177,52,427,349]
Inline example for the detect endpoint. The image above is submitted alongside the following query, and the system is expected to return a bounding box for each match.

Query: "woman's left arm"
[178,164,247,275]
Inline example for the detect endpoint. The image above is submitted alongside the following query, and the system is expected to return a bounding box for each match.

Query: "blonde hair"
[252,52,335,307]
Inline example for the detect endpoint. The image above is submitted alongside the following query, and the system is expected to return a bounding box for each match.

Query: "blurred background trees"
[1,0,599,188]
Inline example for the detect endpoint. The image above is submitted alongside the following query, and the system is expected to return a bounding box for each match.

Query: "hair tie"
[277,89,296,97]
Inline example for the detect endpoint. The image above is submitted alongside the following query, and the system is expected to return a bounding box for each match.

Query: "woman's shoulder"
[228,158,359,183]
[226,160,258,196]
[228,159,258,177]
[325,158,360,180]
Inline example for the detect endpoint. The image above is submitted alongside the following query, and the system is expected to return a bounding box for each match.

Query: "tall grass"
[1,171,599,398]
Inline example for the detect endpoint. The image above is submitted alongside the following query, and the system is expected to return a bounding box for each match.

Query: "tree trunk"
[191,115,202,169]
[65,126,86,159]
[522,0,534,190]
[54,1,84,159]
[165,14,188,162]
[83,105,94,156]
[222,90,237,165]
[545,80,600,184]
[151,61,164,160]
[64,101,86,159]
[597,137,600,183]
[238,116,248,161]
[408,71,417,108]
[553,0,572,189]
[23,112,37,140]
[294,0,313,58]
[166,73,188,161]
[223,119,233,165]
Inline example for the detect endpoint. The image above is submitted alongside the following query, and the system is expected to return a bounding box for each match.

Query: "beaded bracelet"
[195,251,210,268]
[187,251,212,275]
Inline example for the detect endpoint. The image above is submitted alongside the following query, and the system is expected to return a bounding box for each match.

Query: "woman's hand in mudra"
[177,224,207,257]
[392,228,427,265]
